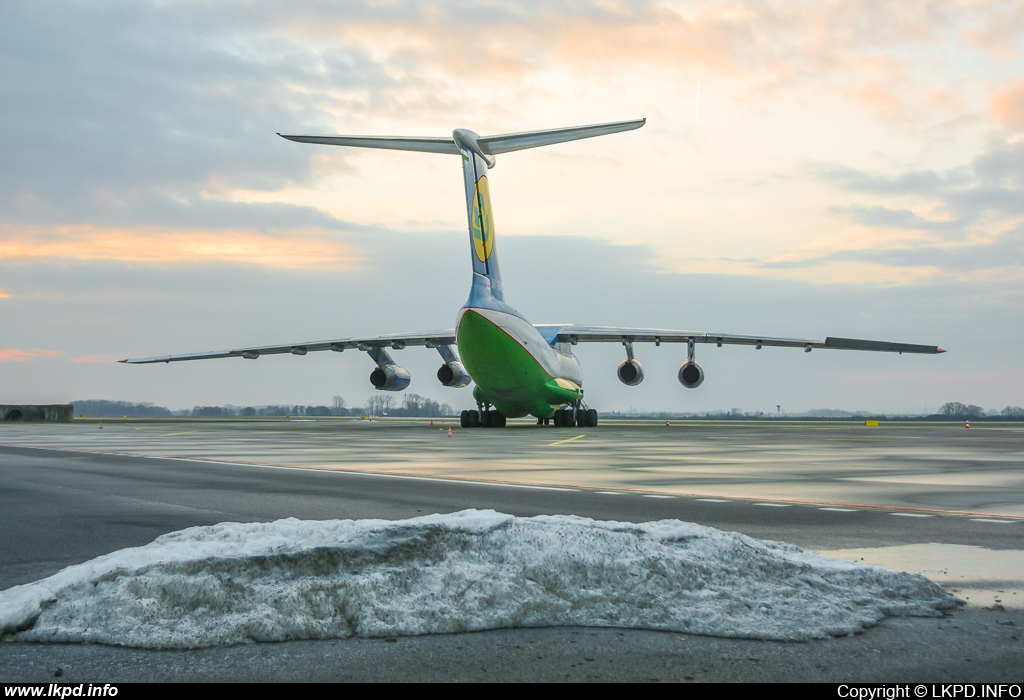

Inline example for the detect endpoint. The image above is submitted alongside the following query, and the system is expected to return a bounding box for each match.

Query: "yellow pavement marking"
[547,434,586,447]
[158,431,198,437]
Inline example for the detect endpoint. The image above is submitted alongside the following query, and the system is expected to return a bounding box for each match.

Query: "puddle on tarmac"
[821,543,1024,609]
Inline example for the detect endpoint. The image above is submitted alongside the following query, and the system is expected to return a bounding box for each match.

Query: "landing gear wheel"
[587,408,598,427]
[460,410,471,428]
[468,410,480,428]
[555,409,575,427]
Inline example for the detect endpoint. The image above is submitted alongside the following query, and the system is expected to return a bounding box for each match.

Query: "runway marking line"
[819,507,859,512]
[546,434,586,447]
[970,518,1017,524]
[754,503,792,507]
[643,494,675,499]
[697,498,731,503]
[158,431,198,437]
[891,513,933,518]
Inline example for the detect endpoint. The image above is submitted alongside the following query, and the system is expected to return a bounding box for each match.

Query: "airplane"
[123,118,945,428]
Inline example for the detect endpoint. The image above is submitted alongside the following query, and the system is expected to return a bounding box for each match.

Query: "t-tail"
[279,119,645,304]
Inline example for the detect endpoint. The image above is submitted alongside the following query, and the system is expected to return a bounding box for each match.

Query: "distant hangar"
[1,404,72,422]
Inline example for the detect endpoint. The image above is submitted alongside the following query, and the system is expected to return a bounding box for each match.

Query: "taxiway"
[1,419,1021,681]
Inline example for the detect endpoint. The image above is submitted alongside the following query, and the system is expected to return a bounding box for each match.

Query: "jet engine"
[678,360,704,389]
[437,361,471,388]
[616,359,644,386]
[370,365,412,391]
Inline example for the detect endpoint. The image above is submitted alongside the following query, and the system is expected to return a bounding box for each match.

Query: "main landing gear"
[460,402,506,428]
[538,403,598,428]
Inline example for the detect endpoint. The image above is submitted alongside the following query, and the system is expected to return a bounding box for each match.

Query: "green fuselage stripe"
[457,310,570,418]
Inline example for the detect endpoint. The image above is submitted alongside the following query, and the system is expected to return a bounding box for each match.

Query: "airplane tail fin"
[279,119,646,305]
[449,120,645,305]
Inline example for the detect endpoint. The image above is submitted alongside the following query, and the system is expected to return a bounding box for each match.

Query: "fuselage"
[456,275,582,419]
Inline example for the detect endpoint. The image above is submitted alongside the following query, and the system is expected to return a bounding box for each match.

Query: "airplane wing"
[547,325,945,354]
[120,330,457,364]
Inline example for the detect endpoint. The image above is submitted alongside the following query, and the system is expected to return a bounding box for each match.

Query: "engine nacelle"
[617,359,644,386]
[437,361,471,388]
[370,364,411,392]
[678,360,704,389]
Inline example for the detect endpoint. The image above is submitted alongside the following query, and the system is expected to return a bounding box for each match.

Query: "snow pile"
[0,510,959,648]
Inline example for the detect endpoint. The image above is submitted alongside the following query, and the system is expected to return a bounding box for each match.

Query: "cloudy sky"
[1,1,1022,414]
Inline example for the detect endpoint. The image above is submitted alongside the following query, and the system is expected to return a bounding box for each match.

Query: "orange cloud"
[0,349,62,362]
[990,78,1024,130]
[0,226,359,269]
[853,83,909,123]
[0,288,10,299]
[290,5,792,83]
[962,2,1024,60]
[925,86,967,115]
[281,2,986,117]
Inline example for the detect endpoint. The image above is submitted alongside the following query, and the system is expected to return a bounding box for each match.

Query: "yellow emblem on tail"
[472,176,494,263]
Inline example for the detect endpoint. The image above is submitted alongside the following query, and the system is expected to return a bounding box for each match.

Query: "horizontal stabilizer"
[277,119,645,159]
[478,119,645,155]
[277,134,460,155]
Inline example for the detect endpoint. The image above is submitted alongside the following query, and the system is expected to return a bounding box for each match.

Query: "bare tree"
[366,395,396,416]
[939,402,984,418]
[366,396,384,416]
[403,394,424,414]
[332,395,347,416]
